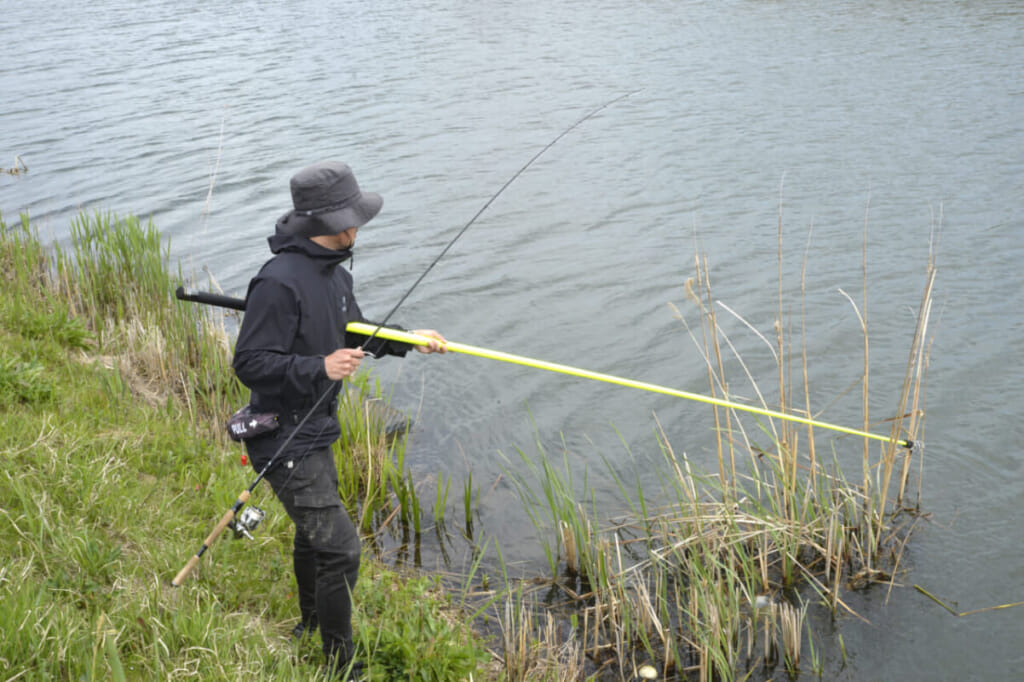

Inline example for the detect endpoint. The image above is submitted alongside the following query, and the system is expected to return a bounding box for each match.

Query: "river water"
[2,1,1022,678]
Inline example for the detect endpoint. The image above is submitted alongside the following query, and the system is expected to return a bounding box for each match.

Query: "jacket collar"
[267,233,353,268]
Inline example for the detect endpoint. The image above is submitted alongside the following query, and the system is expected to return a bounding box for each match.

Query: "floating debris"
[2,156,28,175]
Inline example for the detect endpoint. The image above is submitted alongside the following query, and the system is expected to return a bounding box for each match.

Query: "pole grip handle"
[171,555,201,587]
[171,490,251,586]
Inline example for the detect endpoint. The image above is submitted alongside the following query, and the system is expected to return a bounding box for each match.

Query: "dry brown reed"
[501,233,935,681]
[497,592,584,682]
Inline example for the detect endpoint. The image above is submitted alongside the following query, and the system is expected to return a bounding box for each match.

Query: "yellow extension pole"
[346,322,915,449]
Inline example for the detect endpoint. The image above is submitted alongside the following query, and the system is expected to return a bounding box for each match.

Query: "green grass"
[0,211,490,681]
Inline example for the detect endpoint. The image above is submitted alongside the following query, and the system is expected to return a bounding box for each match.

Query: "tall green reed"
[2,210,247,436]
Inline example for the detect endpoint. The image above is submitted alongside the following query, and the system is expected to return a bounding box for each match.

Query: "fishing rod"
[171,360,335,587]
[176,283,918,451]
[171,91,641,585]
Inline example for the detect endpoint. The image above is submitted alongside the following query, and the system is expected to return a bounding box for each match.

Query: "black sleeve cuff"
[346,321,413,357]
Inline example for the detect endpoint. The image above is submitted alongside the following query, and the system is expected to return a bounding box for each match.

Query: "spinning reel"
[230,506,266,541]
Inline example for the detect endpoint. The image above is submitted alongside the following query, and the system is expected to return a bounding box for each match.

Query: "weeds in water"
[463,470,477,538]
[336,373,405,527]
[496,588,585,682]
[495,225,934,680]
[333,371,463,545]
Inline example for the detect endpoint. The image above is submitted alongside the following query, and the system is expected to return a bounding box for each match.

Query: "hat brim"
[277,192,383,238]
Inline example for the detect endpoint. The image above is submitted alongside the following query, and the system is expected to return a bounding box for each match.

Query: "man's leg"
[266,449,361,665]
[292,531,319,636]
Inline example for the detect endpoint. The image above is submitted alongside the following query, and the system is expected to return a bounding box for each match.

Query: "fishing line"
[172,90,641,585]
[360,88,642,353]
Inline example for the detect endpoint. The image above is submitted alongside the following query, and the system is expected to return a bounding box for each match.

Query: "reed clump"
[500,235,934,680]
[497,589,586,682]
[0,210,247,436]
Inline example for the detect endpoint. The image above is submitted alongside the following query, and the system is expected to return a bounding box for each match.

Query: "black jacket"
[232,233,408,467]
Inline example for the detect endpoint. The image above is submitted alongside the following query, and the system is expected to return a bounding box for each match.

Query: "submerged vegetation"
[0,209,934,680]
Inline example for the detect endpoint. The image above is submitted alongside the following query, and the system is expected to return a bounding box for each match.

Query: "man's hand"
[324,347,365,380]
[413,329,448,354]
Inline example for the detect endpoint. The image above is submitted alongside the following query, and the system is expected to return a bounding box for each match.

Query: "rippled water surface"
[3,1,1022,678]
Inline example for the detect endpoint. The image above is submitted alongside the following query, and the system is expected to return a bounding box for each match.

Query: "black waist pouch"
[227,405,280,442]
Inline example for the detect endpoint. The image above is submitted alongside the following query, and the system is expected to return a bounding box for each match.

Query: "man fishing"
[232,160,446,679]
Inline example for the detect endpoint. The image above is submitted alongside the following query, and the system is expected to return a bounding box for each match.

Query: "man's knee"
[300,502,352,539]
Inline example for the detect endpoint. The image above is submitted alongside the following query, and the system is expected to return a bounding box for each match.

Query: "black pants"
[264,447,361,664]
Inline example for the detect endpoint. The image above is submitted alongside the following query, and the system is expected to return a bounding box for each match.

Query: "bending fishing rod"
[171,91,641,585]
[178,91,641,347]
[359,89,642,352]
[347,323,919,450]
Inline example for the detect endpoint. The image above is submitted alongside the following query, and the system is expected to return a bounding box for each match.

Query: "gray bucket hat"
[276,161,383,238]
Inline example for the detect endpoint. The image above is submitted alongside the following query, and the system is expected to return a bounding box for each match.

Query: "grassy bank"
[0,212,489,681]
[0,209,934,681]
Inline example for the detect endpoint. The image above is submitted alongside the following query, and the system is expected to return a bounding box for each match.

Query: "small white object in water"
[754,594,772,608]
[638,664,658,679]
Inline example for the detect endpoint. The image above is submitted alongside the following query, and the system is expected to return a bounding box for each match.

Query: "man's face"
[315,227,358,250]
[339,226,358,248]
